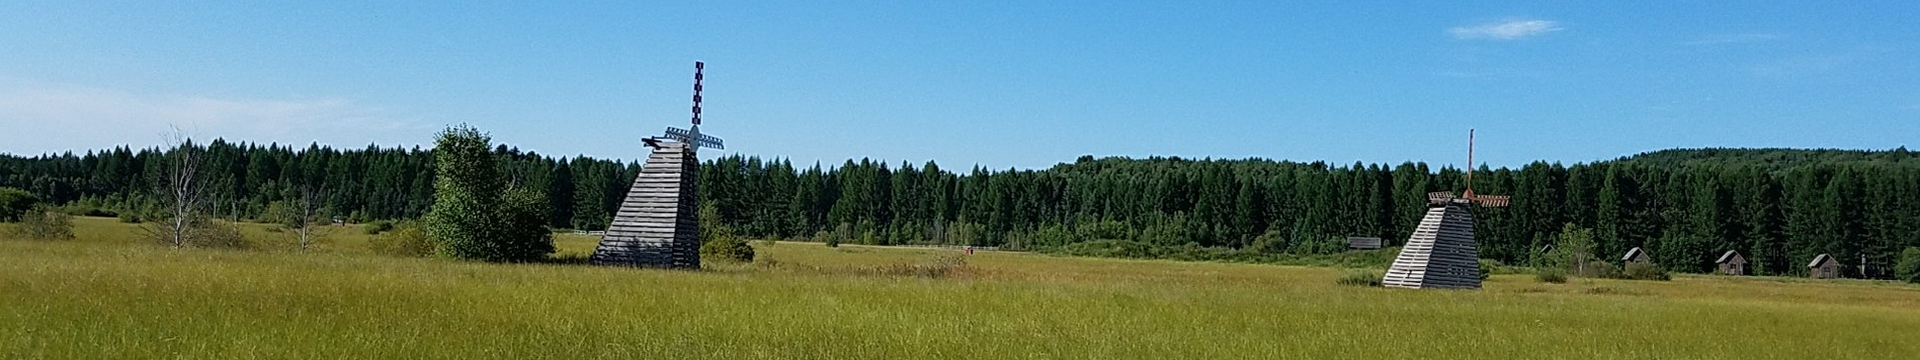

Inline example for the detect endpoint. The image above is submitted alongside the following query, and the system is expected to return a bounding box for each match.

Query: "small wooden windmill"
[1382,129,1509,289]
[591,61,725,269]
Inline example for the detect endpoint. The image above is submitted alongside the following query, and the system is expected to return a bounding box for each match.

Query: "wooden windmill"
[1382,129,1509,289]
[591,61,726,269]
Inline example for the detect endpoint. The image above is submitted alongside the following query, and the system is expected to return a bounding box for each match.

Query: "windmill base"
[1382,203,1481,289]
[590,143,702,269]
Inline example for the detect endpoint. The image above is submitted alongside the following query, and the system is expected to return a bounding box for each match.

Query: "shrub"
[1478,259,1500,280]
[696,202,753,263]
[1535,268,1569,284]
[1894,247,1920,284]
[0,187,39,222]
[1247,230,1288,254]
[1574,260,1623,279]
[117,211,143,223]
[141,217,251,249]
[371,222,436,257]
[186,220,252,250]
[1336,271,1383,287]
[10,209,75,240]
[363,220,395,235]
[1622,262,1672,281]
[424,125,554,262]
[700,234,755,263]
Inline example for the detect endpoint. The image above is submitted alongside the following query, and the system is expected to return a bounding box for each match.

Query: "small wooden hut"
[1347,237,1383,250]
[1808,254,1841,279]
[1621,247,1650,265]
[1715,250,1747,276]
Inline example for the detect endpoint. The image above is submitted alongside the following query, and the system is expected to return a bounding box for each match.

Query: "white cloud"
[0,85,435,155]
[1449,19,1561,40]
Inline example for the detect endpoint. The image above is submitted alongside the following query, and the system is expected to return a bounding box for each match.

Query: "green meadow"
[3,217,1918,359]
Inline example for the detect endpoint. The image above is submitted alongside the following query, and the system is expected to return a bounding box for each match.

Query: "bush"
[1622,262,1672,281]
[186,220,252,250]
[696,202,754,263]
[700,234,755,263]
[1336,271,1383,287]
[1573,260,1623,279]
[0,187,40,222]
[1535,268,1569,284]
[424,125,554,262]
[10,209,75,240]
[370,222,436,257]
[1895,247,1920,284]
[1478,259,1500,280]
[363,220,395,235]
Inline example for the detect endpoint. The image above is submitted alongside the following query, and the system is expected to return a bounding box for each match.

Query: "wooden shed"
[1621,247,1650,265]
[1715,250,1747,276]
[1347,237,1383,250]
[1808,254,1841,279]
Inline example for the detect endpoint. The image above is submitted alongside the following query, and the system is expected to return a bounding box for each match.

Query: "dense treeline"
[0,140,641,230]
[5,142,1918,277]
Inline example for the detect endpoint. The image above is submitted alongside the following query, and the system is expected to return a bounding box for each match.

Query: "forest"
[4,141,1917,277]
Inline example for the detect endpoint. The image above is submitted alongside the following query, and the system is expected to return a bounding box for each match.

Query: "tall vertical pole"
[690,61,705,126]
[1466,128,1476,198]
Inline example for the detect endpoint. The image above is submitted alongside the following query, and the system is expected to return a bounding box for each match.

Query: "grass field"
[4,217,1919,359]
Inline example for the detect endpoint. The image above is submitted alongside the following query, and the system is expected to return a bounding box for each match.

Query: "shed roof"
[1347,237,1382,249]
[1808,254,1834,268]
[1622,247,1646,261]
[1716,250,1744,264]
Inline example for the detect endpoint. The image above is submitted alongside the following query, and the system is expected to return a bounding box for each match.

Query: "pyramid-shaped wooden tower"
[1382,129,1509,289]
[591,61,726,269]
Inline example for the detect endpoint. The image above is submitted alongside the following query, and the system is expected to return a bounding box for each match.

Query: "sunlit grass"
[2,218,1917,359]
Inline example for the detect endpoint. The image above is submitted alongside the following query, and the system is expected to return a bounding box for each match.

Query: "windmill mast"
[690,61,704,126]
[1466,128,1475,198]
[658,61,724,150]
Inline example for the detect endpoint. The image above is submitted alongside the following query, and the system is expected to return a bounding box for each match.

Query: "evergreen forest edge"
[5,138,1919,278]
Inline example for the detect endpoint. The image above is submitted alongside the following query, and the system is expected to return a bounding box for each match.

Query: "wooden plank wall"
[1382,203,1482,289]
[590,143,703,269]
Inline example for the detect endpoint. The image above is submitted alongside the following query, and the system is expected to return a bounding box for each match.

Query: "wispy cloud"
[1682,33,1782,45]
[1449,19,1561,40]
[0,85,434,154]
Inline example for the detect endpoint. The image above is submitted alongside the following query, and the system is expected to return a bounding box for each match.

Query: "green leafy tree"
[424,125,553,262]
[1897,247,1920,284]
[0,187,39,222]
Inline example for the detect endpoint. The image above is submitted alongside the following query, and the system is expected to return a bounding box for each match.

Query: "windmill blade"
[664,127,725,150]
[1472,195,1511,208]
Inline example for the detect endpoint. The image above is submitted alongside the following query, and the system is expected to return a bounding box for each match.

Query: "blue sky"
[2,1,1916,169]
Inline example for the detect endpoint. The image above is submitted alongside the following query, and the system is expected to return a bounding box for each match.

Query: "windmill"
[1381,129,1509,289]
[591,61,725,269]
[655,61,725,151]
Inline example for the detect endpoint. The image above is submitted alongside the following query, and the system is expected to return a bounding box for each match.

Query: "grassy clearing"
[3,218,1918,359]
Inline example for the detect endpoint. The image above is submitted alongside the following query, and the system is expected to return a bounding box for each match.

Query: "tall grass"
[3,219,1919,359]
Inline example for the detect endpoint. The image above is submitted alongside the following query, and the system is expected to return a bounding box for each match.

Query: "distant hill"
[1610,147,1917,170]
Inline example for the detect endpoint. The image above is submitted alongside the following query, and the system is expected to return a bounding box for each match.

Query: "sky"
[2,1,1916,170]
